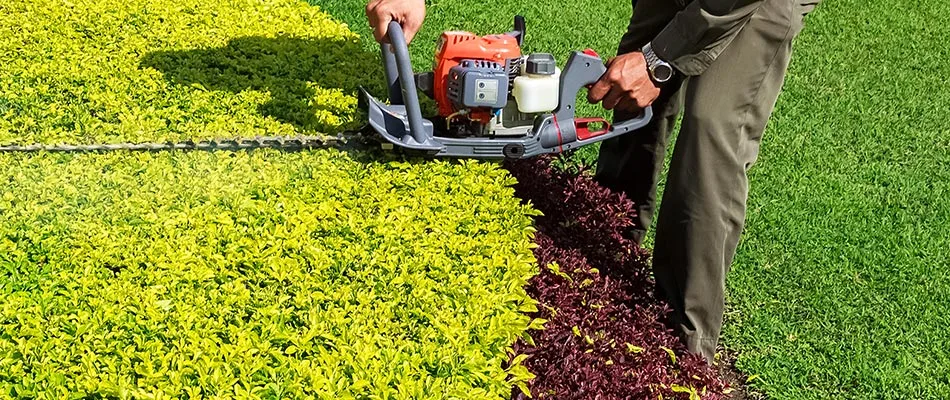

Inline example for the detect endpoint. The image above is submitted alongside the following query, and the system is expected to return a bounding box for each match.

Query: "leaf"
[670,384,701,400]
[671,384,691,393]
[516,382,532,398]
[546,262,572,282]
[155,299,172,311]
[508,353,530,368]
[526,318,547,331]
[660,346,677,364]
[625,343,644,354]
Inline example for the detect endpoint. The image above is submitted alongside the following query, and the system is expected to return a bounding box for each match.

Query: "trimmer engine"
[414,17,561,138]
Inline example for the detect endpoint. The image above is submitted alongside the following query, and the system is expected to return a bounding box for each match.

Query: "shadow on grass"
[139,35,388,134]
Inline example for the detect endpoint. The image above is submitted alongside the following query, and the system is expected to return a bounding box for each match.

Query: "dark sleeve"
[650,0,767,75]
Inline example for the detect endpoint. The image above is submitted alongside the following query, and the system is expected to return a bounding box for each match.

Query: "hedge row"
[504,156,734,399]
[0,150,540,398]
[0,0,382,146]
[0,0,542,397]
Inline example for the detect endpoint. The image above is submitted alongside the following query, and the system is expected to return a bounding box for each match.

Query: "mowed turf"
[314,0,950,398]
[719,0,950,398]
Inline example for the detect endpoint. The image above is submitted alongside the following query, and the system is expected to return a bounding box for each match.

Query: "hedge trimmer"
[362,15,651,159]
[0,16,652,160]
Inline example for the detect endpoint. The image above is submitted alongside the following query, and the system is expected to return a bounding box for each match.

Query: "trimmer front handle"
[377,21,439,149]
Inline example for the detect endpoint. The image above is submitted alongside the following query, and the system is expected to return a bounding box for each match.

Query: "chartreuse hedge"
[0,150,541,398]
[0,0,542,398]
[0,0,384,146]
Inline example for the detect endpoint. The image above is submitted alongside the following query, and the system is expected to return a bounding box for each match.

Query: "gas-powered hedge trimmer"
[361,15,652,159]
[0,16,651,159]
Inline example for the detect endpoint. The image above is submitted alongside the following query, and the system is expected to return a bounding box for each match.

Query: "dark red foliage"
[503,156,732,400]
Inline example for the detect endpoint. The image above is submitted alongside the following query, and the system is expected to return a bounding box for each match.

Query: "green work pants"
[595,0,818,362]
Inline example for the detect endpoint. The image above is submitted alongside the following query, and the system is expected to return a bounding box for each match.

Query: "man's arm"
[650,0,766,76]
[588,0,768,112]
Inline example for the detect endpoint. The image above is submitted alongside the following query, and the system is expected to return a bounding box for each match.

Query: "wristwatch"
[641,42,674,84]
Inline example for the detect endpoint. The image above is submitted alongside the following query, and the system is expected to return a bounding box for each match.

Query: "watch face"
[654,65,673,82]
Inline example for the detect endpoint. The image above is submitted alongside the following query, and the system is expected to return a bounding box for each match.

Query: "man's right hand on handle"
[366,0,426,44]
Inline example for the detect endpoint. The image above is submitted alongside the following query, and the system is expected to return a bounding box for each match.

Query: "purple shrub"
[503,156,732,399]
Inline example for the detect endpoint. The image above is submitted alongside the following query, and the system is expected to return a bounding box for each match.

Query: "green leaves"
[0,147,538,398]
[0,0,385,147]
[0,0,544,397]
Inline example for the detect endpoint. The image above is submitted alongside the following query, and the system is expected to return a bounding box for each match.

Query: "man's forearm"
[650,0,766,76]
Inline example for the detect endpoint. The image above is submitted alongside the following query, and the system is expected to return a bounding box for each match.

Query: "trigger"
[582,49,601,89]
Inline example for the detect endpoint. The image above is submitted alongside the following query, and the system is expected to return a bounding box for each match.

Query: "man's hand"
[366,0,426,44]
[587,51,661,113]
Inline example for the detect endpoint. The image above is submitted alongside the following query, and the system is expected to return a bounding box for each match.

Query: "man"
[366,0,818,364]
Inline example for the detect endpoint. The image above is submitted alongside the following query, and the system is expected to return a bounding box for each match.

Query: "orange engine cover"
[432,31,522,118]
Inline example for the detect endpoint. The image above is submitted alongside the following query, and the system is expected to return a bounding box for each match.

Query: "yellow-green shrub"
[0,150,540,398]
[0,0,384,145]
[0,0,542,397]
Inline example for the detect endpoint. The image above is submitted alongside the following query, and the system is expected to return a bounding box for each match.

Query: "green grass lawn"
[316,0,950,398]
[717,0,950,398]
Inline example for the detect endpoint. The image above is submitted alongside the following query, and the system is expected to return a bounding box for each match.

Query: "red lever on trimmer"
[575,117,611,140]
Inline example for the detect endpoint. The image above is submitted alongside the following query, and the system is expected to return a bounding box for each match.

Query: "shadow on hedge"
[139,35,386,133]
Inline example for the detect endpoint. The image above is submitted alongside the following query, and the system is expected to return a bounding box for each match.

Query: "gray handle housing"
[537,51,652,149]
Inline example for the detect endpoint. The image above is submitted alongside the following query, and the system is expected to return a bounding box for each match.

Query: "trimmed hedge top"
[0,150,540,398]
[0,0,383,146]
[0,0,541,397]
